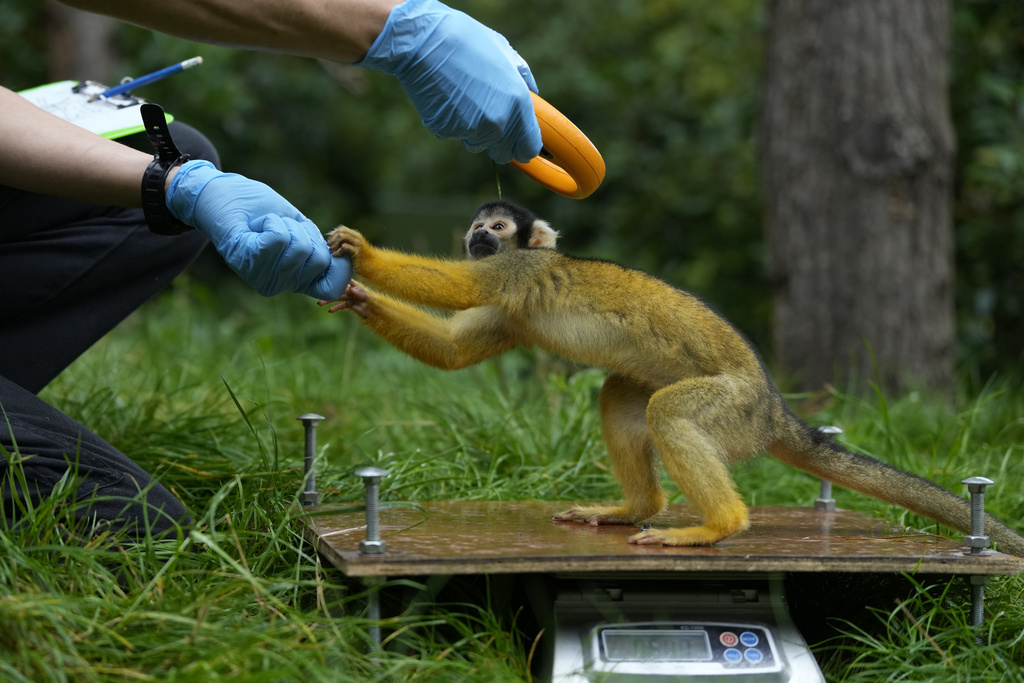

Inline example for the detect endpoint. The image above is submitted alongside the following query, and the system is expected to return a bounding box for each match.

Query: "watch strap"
[140,103,192,235]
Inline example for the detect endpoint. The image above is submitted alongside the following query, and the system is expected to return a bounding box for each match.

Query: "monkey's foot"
[627,499,750,546]
[551,505,652,527]
[627,522,747,547]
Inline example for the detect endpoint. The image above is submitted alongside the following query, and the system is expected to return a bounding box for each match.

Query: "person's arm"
[1,85,350,299]
[0,85,153,206]
[58,0,543,163]
[58,0,399,63]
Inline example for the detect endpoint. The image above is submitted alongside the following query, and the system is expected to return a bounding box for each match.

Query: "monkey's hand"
[551,504,657,527]
[327,225,367,262]
[318,281,370,318]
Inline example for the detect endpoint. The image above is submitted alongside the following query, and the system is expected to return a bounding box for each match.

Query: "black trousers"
[0,122,217,538]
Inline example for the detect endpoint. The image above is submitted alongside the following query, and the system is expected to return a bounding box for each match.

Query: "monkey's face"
[464,201,559,260]
[465,214,516,260]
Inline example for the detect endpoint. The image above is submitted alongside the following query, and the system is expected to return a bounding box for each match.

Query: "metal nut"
[963,535,991,549]
[359,539,387,555]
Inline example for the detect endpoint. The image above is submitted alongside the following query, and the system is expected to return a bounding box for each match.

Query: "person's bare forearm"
[0,86,155,207]
[58,0,400,63]
[2,0,404,207]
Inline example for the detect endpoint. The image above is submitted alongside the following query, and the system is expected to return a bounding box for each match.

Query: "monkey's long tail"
[769,412,1024,557]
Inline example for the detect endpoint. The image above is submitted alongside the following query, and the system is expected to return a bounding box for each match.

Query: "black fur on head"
[471,200,539,250]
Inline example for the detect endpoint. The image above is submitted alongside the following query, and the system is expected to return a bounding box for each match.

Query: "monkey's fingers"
[346,281,369,300]
[327,241,349,258]
[327,225,364,258]
[552,506,640,526]
[316,285,370,317]
[316,298,344,312]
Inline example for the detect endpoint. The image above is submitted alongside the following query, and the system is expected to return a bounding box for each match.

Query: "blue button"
[740,631,759,647]
[723,648,743,663]
[745,648,764,663]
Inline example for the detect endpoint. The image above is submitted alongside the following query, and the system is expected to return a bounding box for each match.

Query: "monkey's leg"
[629,376,756,546]
[552,374,665,526]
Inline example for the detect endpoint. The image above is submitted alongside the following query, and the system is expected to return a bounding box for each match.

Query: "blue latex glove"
[166,160,351,299]
[358,0,542,165]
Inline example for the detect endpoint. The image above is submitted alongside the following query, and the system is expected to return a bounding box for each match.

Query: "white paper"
[18,81,157,139]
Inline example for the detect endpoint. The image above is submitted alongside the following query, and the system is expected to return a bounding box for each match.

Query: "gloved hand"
[166,160,351,299]
[358,0,542,165]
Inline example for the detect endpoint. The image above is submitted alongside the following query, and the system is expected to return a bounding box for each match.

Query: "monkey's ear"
[528,219,559,249]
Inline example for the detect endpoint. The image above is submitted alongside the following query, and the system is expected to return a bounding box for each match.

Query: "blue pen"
[89,57,203,102]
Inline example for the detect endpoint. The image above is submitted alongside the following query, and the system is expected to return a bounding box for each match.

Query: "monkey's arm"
[328,282,517,370]
[328,226,496,310]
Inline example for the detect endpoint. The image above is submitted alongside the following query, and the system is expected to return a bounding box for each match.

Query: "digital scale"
[302,500,1023,682]
[546,573,821,681]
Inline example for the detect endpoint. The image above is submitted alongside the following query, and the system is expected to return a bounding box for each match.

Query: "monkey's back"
[489,250,766,388]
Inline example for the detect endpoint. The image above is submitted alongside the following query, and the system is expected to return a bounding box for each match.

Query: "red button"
[720,632,739,647]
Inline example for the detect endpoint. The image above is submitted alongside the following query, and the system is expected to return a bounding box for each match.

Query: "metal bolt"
[355,467,389,555]
[814,426,842,511]
[364,576,385,648]
[961,476,994,555]
[297,414,325,507]
[969,575,990,630]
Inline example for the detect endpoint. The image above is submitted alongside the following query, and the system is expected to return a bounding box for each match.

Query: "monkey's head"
[464,200,559,260]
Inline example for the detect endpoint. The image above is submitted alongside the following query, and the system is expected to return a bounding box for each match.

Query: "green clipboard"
[17,80,173,140]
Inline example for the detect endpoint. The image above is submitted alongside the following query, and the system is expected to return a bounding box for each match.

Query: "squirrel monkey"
[321,200,1024,556]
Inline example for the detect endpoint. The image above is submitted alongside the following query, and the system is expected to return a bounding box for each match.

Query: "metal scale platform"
[302,499,1023,682]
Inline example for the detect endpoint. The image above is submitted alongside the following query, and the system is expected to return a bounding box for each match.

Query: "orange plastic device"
[510,92,605,199]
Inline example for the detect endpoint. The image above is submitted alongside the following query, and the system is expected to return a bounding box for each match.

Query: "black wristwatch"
[140,103,192,235]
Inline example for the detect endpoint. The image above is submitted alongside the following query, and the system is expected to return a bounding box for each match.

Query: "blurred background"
[2,0,1022,394]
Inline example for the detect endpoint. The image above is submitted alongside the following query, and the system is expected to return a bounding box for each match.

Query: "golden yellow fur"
[324,209,1024,556]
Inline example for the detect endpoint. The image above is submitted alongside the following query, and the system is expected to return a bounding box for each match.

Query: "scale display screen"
[603,630,711,662]
[592,622,780,674]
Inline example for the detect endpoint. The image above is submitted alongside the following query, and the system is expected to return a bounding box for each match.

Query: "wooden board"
[303,501,1024,578]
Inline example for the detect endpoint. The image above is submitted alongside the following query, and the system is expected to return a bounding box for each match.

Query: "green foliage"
[0,0,46,90]
[822,574,1024,682]
[951,2,1024,378]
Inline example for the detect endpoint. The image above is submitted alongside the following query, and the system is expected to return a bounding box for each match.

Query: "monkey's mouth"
[468,234,499,259]
[469,244,497,259]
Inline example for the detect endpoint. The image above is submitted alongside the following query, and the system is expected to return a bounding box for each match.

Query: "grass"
[2,274,1023,682]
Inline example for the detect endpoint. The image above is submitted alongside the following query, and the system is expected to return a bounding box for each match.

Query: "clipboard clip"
[72,80,140,109]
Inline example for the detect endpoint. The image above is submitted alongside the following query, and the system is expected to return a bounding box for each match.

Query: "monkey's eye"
[493,222,506,231]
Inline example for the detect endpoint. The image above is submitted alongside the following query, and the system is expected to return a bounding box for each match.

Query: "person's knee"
[118,119,221,171]
[75,475,193,540]
[167,121,221,170]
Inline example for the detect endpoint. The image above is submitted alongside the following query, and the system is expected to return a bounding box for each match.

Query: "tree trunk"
[47,2,120,84]
[760,0,955,396]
